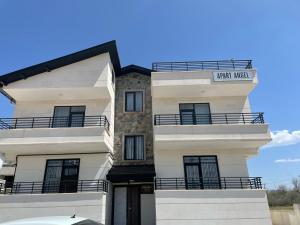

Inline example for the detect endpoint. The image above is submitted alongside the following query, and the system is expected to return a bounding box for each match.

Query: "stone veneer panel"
[114,72,153,166]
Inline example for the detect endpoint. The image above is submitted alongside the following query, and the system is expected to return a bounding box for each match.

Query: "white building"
[0,41,272,225]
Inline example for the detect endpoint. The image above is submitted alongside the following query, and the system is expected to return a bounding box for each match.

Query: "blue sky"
[0,0,299,188]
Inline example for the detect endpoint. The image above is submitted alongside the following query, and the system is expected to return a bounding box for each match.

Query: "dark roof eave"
[120,64,152,76]
[0,40,121,85]
[106,165,156,183]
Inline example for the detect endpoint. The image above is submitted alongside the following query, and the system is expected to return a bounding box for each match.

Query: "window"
[53,106,86,128]
[184,156,220,189]
[179,103,211,125]
[43,159,80,193]
[125,91,143,112]
[124,135,145,160]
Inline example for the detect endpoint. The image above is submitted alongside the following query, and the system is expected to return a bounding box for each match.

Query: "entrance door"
[127,186,140,225]
[113,186,141,225]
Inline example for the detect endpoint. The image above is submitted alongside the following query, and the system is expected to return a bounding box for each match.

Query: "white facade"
[0,46,116,223]
[0,192,110,223]
[151,68,272,225]
[155,190,271,225]
[0,43,272,225]
[14,153,111,182]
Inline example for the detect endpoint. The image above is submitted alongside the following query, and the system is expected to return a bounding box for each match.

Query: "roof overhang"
[0,40,121,86]
[106,165,156,183]
[120,65,152,76]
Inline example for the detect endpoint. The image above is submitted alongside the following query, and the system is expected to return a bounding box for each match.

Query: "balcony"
[155,177,262,190]
[154,177,271,225]
[154,112,264,125]
[0,115,113,160]
[0,180,110,223]
[153,112,271,152]
[0,179,108,194]
[151,59,257,98]
[0,115,110,132]
[152,60,252,72]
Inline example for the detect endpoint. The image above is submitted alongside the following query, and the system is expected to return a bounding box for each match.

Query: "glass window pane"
[54,107,70,117]
[135,92,143,112]
[185,165,201,189]
[125,136,135,160]
[135,136,144,160]
[126,93,134,112]
[180,111,194,125]
[70,114,84,127]
[64,159,80,166]
[71,106,85,113]
[53,107,70,127]
[194,104,211,124]
[43,160,63,193]
[179,104,193,110]
[200,156,219,189]
[184,156,199,163]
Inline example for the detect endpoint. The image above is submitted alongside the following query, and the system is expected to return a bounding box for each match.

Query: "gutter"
[0,82,16,104]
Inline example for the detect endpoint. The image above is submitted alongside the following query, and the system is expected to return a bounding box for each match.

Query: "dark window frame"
[183,155,220,189]
[53,106,86,127]
[42,158,80,193]
[125,91,144,112]
[179,103,211,125]
[124,135,145,160]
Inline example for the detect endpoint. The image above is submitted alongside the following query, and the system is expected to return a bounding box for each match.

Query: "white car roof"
[0,216,87,225]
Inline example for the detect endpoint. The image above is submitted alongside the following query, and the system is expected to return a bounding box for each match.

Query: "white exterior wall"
[3,52,115,140]
[155,189,272,225]
[14,153,112,182]
[13,99,114,140]
[154,149,249,178]
[14,99,111,119]
[141,194,156,225]
[5,53,113,90]
[0,192,110,224]
[152,96,251,115]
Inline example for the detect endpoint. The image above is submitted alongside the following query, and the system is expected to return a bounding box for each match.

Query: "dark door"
[127,186,140,225]
[53,106,85,128]
[59,159,80,193]
[184,156,220,189]
[43,159,79,193]
[180,103,211,125]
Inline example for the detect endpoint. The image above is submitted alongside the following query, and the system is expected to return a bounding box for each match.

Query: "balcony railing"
[0,179,109,194]
[154,113,264,125]
[155,177,263,190]
[152,60,252,72]
[0,115,110,133]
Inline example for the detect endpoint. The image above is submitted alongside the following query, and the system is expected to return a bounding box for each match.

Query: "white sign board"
[213,70,254,82]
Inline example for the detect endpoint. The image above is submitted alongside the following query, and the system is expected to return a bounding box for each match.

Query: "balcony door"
[53,106,85,128]
[184,156,220,189]
[179,103,211,125]
[43,159,80,193]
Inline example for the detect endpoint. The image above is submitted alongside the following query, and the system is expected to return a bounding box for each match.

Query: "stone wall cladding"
[113,72,153,166]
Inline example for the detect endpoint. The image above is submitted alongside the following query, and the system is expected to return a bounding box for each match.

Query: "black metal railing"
[0,179,109,194]
[155,177,262,190]
[0,115,110,133]
[152,60,252,72]
[154,113,264,125]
